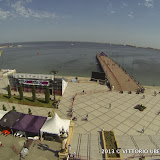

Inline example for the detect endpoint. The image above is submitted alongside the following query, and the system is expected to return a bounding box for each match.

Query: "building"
[8,73,68,96]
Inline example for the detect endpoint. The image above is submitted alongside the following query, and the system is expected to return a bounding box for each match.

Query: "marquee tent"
[0,111,23,128]
[12,114,47,134]
[40,112,70,136]
[0,110,8,120]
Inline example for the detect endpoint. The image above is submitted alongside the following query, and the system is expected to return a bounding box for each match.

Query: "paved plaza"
[1,77,160,159]
[55,81,160,159]
[57,82,160,136]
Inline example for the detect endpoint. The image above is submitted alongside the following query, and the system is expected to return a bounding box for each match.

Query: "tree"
[32,85,36,102]
[19,85,23,100]
[45,86,50,103]
[7,85,11,99]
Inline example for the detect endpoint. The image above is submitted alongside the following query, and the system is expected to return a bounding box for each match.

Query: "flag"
[0,51,2,56]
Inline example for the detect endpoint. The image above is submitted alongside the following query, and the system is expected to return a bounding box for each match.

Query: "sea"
[1,41,160,86]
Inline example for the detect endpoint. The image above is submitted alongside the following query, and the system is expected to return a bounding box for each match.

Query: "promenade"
[55,80,160,160]
[97,54,140,91]
[0,77,160,159]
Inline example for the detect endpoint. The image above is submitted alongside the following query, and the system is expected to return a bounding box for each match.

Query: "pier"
[96,53,141,91]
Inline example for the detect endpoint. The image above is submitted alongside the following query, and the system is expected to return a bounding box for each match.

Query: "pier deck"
[97,54,140,91]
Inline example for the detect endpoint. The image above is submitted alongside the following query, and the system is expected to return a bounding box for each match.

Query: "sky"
[0,0,160,48]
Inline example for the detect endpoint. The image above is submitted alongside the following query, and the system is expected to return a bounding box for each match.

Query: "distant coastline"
[0,44,22,48]
[0,41,160,51]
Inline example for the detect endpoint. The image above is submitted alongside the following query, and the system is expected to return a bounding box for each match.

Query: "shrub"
[48,111,52,117]
[28,108,32,115]
[134,104,146,111]
[2,104,7,111]
[12,106,16,112]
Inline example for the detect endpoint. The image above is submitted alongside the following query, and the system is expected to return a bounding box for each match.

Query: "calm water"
[1,41,160,86]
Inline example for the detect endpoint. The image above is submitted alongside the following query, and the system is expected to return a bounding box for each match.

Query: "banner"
[19,79,49,86]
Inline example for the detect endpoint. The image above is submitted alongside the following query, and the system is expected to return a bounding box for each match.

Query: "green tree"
[7,85,11,99]
[32,85,36,102]
[28,108,32,115]
[45,86,50,103]
[19,85,23,100]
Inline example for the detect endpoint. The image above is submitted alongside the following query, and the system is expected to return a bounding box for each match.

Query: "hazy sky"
[0,0,159,48]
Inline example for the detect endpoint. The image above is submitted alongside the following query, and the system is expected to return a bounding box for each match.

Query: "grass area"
[104,131,120,158]
[0,93,54,108]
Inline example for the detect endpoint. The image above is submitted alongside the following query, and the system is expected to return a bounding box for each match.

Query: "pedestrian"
[83,90,84,94]
[84,114,88,120]
[142,95,145,99]
[157,111,160,115]
[72,108,75,112]
[0,141,2,147]
[154,91,157,96]
[73,152,76,159]
[109,103,111,109]
[141,126,145,133]
[68,145,71,157]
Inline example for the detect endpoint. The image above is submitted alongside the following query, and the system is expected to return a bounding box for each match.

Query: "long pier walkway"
[97,54,140,91]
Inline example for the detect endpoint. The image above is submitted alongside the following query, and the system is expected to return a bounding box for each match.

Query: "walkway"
[71,132,103,160]
[97,55,140,91]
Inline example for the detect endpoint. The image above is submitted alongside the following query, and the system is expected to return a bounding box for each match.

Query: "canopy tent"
[0,111,23,128]
[12,114,47,134]
[40,112,70,136]
[0,110,8,120]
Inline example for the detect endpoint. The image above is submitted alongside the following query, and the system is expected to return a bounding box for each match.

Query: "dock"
[96,53,141,91]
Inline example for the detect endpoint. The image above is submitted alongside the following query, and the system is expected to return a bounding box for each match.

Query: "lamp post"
[49,70,58,104]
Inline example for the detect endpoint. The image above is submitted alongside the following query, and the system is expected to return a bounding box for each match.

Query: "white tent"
[40,112,70,136]
[0,110,8,120]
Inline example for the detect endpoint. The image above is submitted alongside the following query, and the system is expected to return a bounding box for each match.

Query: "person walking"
[73,152,76,159]
[109,103,111,109]
[141,126,145,133]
